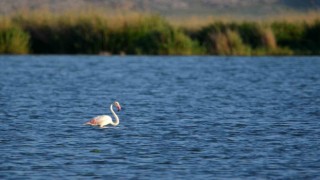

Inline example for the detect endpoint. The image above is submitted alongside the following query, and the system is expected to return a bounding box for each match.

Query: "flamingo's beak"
[117,105,121,111]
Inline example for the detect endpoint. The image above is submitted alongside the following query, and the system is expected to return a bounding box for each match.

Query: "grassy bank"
[1,12,320,55]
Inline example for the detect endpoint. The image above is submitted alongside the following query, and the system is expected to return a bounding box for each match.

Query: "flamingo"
[84,101,122,128]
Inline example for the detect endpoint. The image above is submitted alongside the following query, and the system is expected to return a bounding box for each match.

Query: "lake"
[0,56,319,179]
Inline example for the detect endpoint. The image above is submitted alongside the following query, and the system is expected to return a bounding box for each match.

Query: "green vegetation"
[0,19,29,54]
[105,15,203,55]
[0,12,320,55]
[191,22,294,55]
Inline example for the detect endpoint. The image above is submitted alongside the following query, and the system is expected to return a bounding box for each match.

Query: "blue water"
[0,56,319,179]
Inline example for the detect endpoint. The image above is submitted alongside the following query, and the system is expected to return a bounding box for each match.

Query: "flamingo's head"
[114,101,121,111]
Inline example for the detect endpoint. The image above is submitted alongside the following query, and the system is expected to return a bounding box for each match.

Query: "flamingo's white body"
[85,101,121,128]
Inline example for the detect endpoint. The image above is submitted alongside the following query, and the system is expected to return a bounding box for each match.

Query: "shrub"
[107,16,202,55]
[14,15,109,54]
[208,29,251,55]
[271,21,306,53]
[0,20,29,54]
[305,20,320,54]
[236,22,277,49]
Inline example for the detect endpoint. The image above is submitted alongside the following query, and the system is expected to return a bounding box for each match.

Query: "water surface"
[0,56,319,179]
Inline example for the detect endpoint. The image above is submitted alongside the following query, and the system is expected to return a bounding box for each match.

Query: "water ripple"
[0,56,319,179]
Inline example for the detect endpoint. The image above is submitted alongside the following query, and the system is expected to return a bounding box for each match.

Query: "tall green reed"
[0,19,29,54]
[107,15,203,55]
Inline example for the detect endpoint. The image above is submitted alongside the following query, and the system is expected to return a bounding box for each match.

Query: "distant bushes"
[0,13,320,55]
[305,20,320,54]
[13,14,109,54]
[191,22,293,55]
[106,16,203,55]
[10,14,202,55]
[0,20,29,54]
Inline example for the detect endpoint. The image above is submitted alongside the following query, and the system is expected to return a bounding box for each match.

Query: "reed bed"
[0,18,29,54]
[0,11,320,55]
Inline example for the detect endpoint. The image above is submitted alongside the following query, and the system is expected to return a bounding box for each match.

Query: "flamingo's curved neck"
[110,104,119,126]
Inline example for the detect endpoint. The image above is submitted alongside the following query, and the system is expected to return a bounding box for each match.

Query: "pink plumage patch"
[90,119,97,124]
[85,118,97,125]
